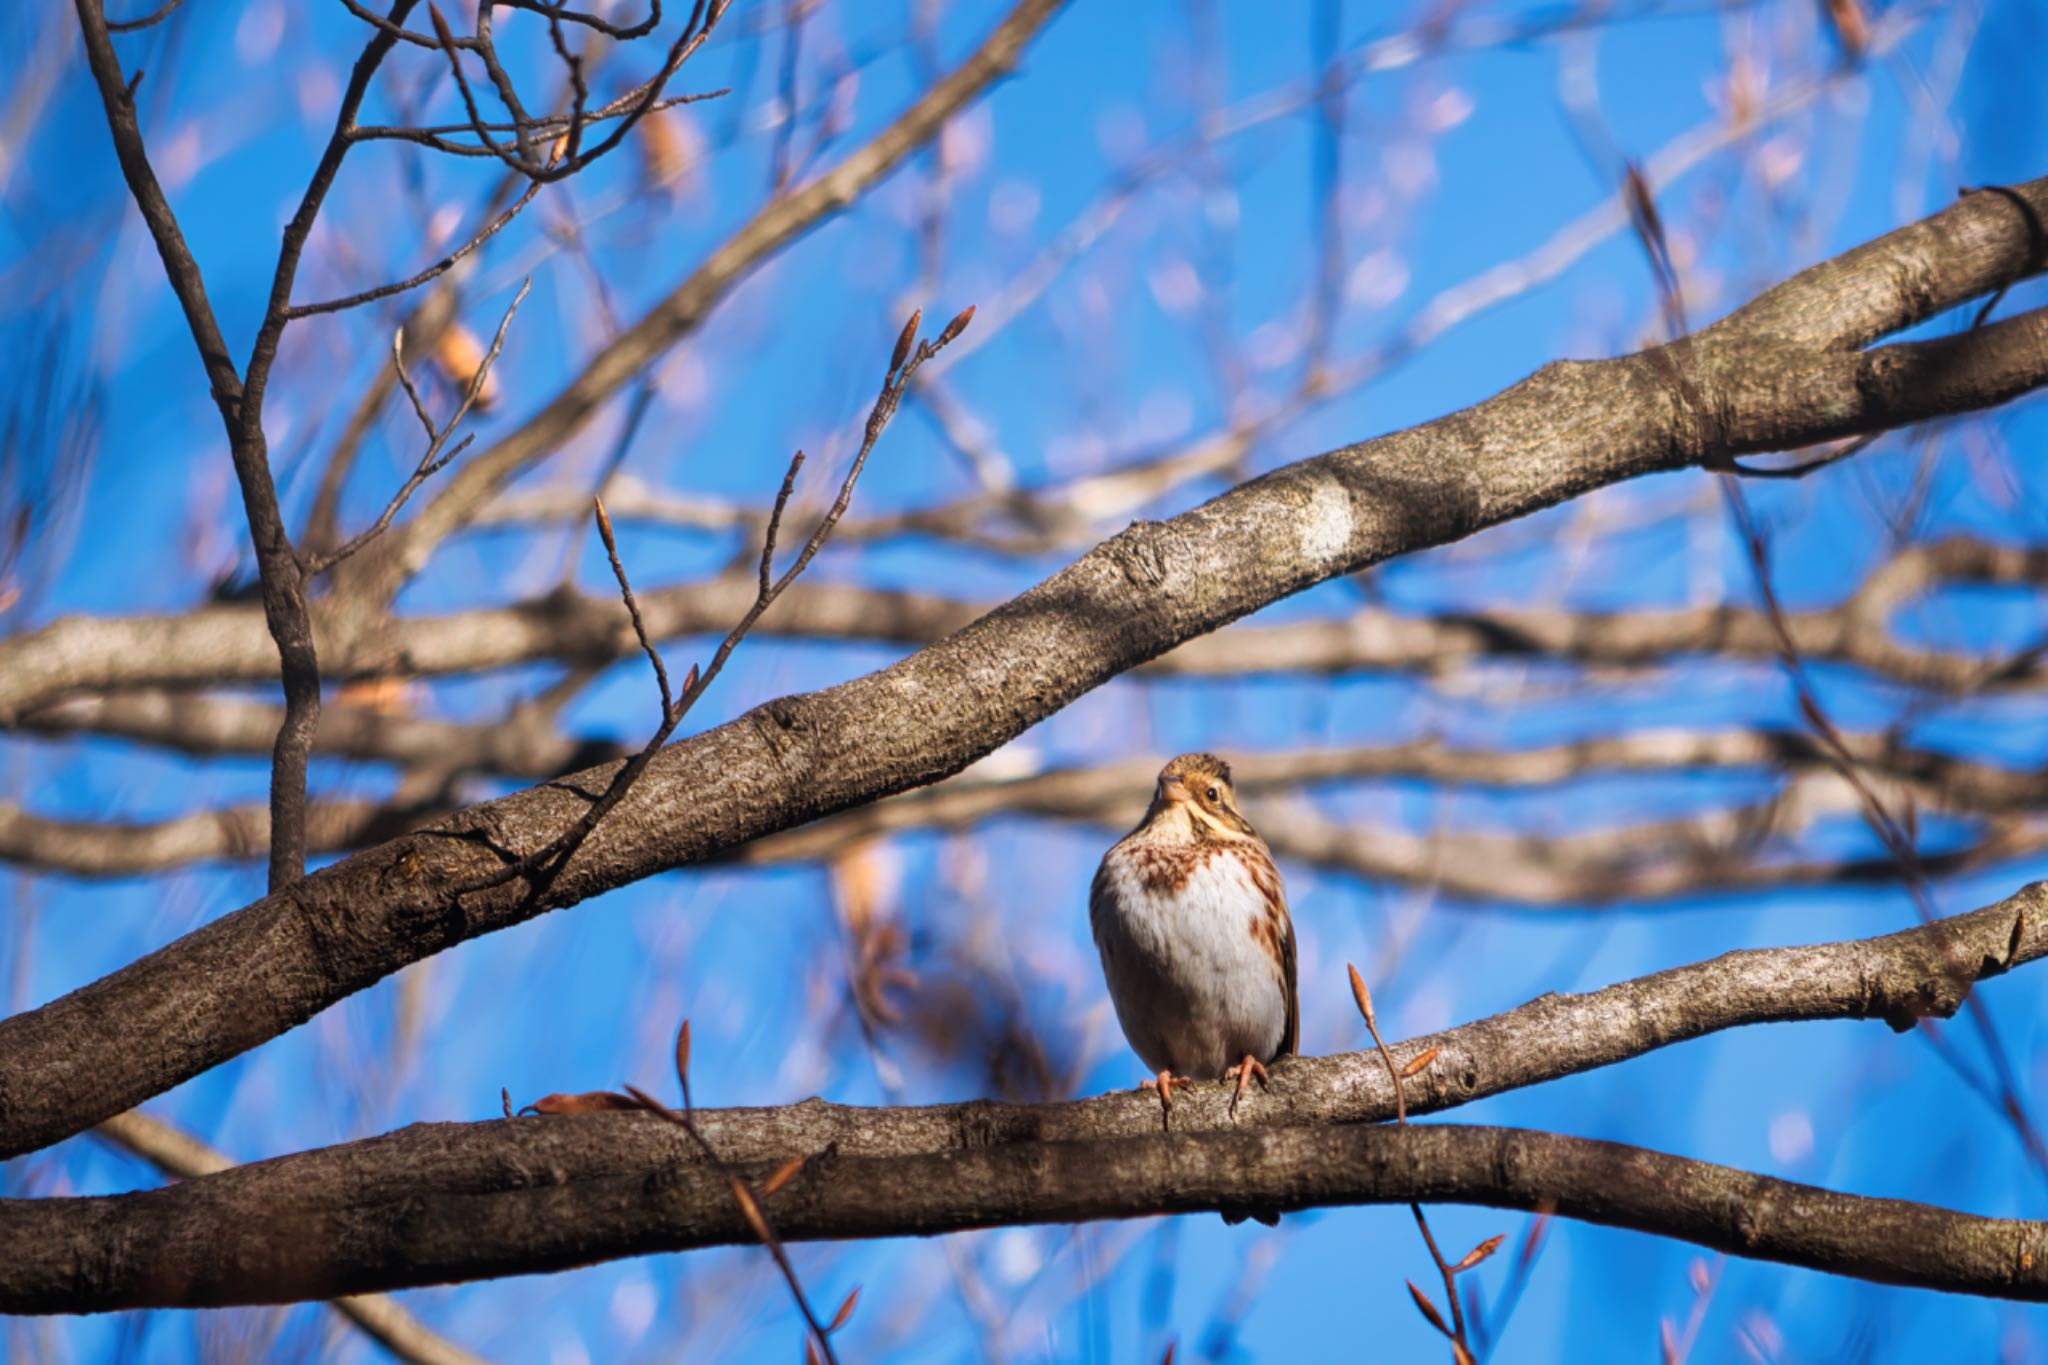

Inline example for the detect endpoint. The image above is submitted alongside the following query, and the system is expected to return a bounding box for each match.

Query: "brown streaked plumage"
[1089,754,1300,1167]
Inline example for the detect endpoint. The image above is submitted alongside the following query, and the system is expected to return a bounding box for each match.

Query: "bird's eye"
[1205,785,1219,801]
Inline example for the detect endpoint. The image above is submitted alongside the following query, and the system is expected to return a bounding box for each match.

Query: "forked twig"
[306,279,532,578]
[451,304,975,900]
[618,1016,849,1365]
[423,0,731,184]
[1350,965,1498,1365]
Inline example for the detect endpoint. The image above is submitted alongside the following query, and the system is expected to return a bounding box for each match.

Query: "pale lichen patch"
[1296,475,1355,571]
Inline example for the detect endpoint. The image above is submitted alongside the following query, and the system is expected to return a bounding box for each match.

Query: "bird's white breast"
[1092,842,1288,1078]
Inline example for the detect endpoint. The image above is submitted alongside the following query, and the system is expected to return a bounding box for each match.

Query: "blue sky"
[4,0,2048,1360]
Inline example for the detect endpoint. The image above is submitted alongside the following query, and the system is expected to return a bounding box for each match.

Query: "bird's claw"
[1224,1055,1270,1119]
[1140,1070,1195,1129]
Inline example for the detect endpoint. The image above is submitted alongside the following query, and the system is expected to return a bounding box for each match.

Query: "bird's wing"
[1086,852,1117,959]
[1279,883,1299,1056]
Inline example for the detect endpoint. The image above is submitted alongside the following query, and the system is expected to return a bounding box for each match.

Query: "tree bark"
[4,884,2039,1312]
[8,1121,2045,1312]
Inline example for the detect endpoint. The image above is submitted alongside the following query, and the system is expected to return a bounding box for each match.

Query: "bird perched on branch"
[1090,752,1299,1201]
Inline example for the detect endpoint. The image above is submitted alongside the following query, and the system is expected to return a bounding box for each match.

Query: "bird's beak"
[1157,774,1191,804]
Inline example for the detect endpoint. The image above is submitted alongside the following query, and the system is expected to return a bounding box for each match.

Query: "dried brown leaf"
[827,1285,860,1332]
[432,323,498,409]
[1399,1047,1440,1080]
[335,677,415,715]
[639,109,687,189]
[1453,1233,1506,1273]
[675,1018,692,1089]
[593,496,616,546]
[520,1090,639,1115]
[1824,0,1868,57]
[500,1087,512,1119]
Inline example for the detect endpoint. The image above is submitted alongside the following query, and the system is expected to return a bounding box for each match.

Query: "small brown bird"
[1090,753,1299,1132]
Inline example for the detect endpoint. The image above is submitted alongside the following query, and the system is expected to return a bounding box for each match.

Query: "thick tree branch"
[738,731,2048,853]
[4,885,2042,1310]
[11,521,2048,722]
[95,1111,487,1365]
[9,1121,2047,1312]
[22,689,624,779]
[14,729,2048,889]
[0,799,447,878]
[1,181,2044,1158]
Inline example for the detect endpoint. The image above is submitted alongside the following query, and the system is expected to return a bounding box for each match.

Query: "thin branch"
[592,499,673,716]
[449,307,974,901]
[340,0,1072,608]
[422,0,729,184]
[71,0,359,890]
[306,279,532,578]
[284,183,543,319]
[350,86,729,157]
[19,689,623,781]
[104,0,182,33]
[623,1079,840,1365]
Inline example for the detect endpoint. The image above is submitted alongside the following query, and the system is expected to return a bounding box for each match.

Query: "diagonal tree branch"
[13,727,2048,888]
[13,515,2048,725]
[1,180,2045,1159]
[19,690,625,781]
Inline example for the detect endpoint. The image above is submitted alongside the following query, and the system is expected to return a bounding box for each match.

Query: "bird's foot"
[1139,1070,1195,1129]
[1224,1054,1270,1119]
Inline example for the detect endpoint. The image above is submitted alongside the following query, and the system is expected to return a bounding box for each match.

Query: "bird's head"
[1145,752,1256,842]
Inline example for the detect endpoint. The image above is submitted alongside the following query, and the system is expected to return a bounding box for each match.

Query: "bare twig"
[306,279,532,577]
[423,0,731,184]
[284,183,544,319]
[351,87,730,155]
[451,305,975,900]
[1353,963,1490,1362]
[104,0,182,32]
[612,1015,842,1365]
[71,0,404,888]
